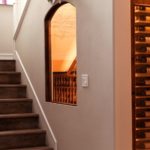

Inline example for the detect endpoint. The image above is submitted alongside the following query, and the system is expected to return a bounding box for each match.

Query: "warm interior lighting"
[50,3,76,72]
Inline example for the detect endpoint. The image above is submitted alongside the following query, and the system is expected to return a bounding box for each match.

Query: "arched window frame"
[45,1,77,105]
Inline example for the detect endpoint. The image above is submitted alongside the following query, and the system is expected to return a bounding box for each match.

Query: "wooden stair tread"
[0,72,21,84]
[0,84,26,87]
[0,60,16,72]
[10,146,53,150]
[0,60,15,62]
[0,98,32,102]
[0,113,38,119]
[0,85,27,99]
[0,72,20,74]
[0,60,52,149]
[0,98,32,114]
[0,129,46,136]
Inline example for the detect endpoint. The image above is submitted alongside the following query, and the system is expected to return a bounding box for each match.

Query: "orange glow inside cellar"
[50,3,76,72]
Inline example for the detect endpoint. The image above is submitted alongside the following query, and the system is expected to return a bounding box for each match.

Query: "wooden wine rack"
[132,2,150,150]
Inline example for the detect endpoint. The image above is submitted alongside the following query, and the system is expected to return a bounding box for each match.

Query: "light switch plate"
[81,74,88,87]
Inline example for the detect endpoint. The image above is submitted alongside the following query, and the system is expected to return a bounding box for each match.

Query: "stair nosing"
[0,72,20,74]
[0,129,46,136]
[10,146,53,150]
[0,98,32,102]
[0,59,16,62]
[0,113,38,119]
[0,84,26,87]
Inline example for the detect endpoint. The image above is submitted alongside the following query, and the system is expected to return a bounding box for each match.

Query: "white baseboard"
[14,50,57,150]
[0,53,14,60]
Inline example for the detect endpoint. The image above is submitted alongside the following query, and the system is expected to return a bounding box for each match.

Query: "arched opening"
[45,2,77,105]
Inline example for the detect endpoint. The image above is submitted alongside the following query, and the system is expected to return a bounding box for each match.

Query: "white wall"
[114,0,132,149]
[0,5,13,53]
[14,0,114,150]
[13,0,27,32]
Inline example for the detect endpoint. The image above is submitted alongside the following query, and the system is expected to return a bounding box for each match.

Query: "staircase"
[0,60,53,150]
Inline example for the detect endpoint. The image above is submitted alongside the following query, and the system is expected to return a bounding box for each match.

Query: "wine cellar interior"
[132,0,150,149]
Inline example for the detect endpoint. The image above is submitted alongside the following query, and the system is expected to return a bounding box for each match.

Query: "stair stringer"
[13,50,57,150]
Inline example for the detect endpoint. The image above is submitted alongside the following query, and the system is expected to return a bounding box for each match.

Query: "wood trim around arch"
[44,2,68,102]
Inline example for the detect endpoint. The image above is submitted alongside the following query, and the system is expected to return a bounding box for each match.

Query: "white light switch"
[81,74,88,87]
